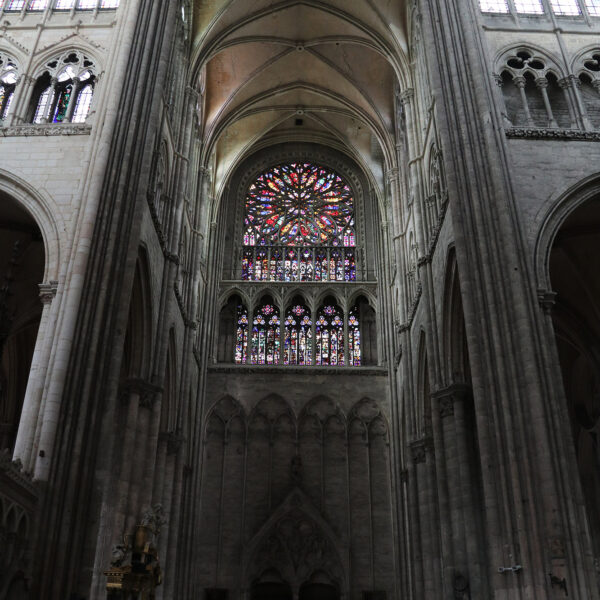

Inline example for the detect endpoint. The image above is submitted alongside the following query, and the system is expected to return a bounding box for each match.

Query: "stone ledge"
[209,364,388,376]
[0,124,92,137]
[505,128,600,141]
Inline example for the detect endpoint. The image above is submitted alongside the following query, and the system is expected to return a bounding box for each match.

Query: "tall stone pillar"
[418,0,600,596]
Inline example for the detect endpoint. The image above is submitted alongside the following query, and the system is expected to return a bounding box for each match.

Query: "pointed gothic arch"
[545,188,600,562]
[121,247,154,380]
[442,247,470,385]
[242,488,347,598]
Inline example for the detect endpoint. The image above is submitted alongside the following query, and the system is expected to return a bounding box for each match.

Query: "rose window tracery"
[242,162,356,282]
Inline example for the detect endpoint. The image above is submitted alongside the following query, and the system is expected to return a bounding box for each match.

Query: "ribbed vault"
[190,0,410,202]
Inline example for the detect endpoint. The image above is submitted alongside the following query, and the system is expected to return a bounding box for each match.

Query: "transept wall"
[0,1,599,599]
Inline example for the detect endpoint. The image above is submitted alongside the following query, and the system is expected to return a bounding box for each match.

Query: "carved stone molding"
[0,124,92,137]
[174,282,196,329]
[193,345,201,368]
[537,288,557,314]
[410,437,433,464]
[38,280,58,305]
[0,449,37,497]
[159,431,185,455]
[432,383,472,419]
[119,378,162,408]
[399,88,415,105]
[397,283,423,333]
[505,128,600,141]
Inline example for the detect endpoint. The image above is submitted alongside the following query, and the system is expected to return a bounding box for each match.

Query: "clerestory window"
[218,151,378,368]
[2,0,119,10]
[480,0,600,15]
[0,53,18,121]
[31,51,96,124]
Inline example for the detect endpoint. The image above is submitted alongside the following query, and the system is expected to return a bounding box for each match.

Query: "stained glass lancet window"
[235,304,249,364]
[0,54,18,121]
[315,303,345,366]
[284,303,312,365]
[348,305,361,366]
[242,162,356,282]
[32,52,96,124]
[251,301,280,365]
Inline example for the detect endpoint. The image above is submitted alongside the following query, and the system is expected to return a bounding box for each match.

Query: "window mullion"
[63,76,80,122]
[311,304,316,366]
[278,300,284,365]
[506,0,519,17]
[343,304,349,367]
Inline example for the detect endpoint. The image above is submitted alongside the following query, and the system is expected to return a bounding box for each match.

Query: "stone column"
[40,77,59,123]
[557,77,579,129]
[418,0,600,594]
[535,77,558,128]
[63,76,81,122]
[6,74,34,127]
[513,76,534,126]
[13,281,58,470]
[567,74,593,130]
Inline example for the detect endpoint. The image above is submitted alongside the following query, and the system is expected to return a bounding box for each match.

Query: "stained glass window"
[514,0,544,12]
[32,52,95,124]
[55,0,75,8]
[284,303,312,365]
[34,87,53,123]
[52,82,72,122]
[0,54,17,121]
[28,0,49,10]
[587,0,600,15]
[348,306,361,366]
[550,0,581,14]
[235,304,249,364]
[72,84,93,123]
[315,304,344,366]
[480,0,509,11]
[5,0,26,10]
[251,302,280,365]
[241,162,356,282]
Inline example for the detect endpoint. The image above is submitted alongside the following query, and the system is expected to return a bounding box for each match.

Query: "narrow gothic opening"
[0,194,44,453]
[550,196,600,561]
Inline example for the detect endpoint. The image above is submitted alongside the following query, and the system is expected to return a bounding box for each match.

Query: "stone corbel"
[409,436,433,464]
[537,288,557,314]
[432,383,472,419]
[38,280,58,304]
[119,378,162,408]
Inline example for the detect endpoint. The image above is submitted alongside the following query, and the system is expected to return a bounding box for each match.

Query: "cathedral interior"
[0,0,600,598]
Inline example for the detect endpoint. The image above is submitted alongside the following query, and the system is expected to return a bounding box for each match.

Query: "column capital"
[386,167,400,183]
[537,288,557,313]
[409,436,433,464]
[558,76,572,90]
[399,88,414,105]
[432,383,472,418]
[38,280,58,304]
[119,378,162,408]
[535,77,548,89]
[512,76,526,89]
